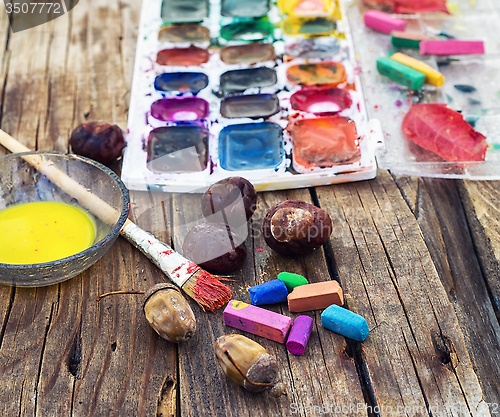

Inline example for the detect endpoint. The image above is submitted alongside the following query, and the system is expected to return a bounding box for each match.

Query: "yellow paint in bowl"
[0,201,96,264]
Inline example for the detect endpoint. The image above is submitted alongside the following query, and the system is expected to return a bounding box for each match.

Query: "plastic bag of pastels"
[351,0,500,179]
[121,0,384,192]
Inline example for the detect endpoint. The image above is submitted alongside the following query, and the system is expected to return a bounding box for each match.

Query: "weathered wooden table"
[1,1,500,416]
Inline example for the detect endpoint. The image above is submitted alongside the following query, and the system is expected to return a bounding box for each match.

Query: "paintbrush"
[0,129,232,311]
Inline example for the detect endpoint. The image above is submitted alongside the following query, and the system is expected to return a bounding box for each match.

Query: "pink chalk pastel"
[286,315,314,355]
[420,40,485,55]
[223,300,292,343]
[363,10,406,34]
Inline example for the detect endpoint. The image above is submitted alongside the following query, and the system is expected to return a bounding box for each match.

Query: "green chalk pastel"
[391,31,428,49]
[376,57,425,90]
[277,272,309,293]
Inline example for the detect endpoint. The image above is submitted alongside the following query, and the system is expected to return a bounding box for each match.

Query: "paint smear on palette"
[286,37,340,58]
[221,0,270,17]
[154,72,209,93]
[160,0,209,23]
[220,94,280,118]
[147,125,208,173]
[289,116,360,172]
[219,122,283,171]
[157,47,210,66]
[150,97,209,121]
[220,67,277,95]
[220,19,274,42]
[220,43,276,65]
[278,0,334,16]
[283,16,337,37]
[290,87,352,113]
[158,24,210,43]
[286,62,346,87]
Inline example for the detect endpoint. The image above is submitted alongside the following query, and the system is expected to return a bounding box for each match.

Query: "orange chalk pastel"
[287,281,343,312]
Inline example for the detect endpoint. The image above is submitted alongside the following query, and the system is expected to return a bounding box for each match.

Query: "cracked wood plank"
[316,170,489,416]
[170,189,365,416]
[392,175,500,411]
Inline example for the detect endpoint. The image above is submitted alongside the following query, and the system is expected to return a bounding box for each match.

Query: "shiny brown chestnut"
[182,222,246,273]
[215,334,279,393]
[262,200,332,256]
[201,177,257,222]
[69,121,126,165]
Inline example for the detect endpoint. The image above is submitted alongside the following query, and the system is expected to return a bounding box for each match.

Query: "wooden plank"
[0,0,175,415]
[392,174,500,409]
[316,171,489,416]
[459,180,500,316]
[170,188,365,416]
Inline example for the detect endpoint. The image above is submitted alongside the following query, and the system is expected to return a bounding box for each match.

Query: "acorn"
[143,283,196,343]
[215,334,284,395]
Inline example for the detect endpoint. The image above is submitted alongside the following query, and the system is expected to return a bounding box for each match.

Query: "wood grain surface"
[0,0,500,416]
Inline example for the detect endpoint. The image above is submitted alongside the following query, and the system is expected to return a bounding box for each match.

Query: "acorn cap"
[143,283,180,310]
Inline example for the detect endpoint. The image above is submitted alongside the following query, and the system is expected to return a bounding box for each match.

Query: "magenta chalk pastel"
[420,40,485,56]
[363,10,406,34]
[223,300,292,343]
[286,315,314,355]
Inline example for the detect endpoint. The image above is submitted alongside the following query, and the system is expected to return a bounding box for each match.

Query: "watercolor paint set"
[121,0,382,192]
[349,0,500,179]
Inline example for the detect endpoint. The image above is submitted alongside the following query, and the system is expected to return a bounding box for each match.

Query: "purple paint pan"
[150,97,210,122]
[290,87,352,114]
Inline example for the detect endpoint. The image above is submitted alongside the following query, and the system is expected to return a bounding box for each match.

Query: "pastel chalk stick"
[363,10,406,34]
[376,57,425,90]
[286,315,314,355]
[390,52,445,87]
[420,40,485,56]
[223,300,292,343]
[321,305,369,342]
[277,272,309,292]
[248,279,288,305]
[391,31,429,49]
[287,280,343,312]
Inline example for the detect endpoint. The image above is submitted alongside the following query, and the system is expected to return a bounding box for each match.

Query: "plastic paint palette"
[122,0,381,192]
[349,0,500,179]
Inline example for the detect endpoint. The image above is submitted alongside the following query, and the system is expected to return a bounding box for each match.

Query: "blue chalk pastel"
[249,279,288,306]
[321,305,369,342]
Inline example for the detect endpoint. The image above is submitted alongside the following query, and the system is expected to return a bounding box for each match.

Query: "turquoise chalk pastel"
[321,305,369,342]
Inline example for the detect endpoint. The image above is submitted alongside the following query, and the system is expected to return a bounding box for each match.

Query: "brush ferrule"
[121,221,197,288]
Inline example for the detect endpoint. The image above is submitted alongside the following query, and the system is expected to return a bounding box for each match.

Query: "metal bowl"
[0,151,129,286]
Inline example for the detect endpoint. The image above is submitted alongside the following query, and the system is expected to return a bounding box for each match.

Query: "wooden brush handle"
[0,129,196,288]
[121,220,198,287]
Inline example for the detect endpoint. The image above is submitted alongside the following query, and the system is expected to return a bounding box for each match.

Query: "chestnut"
[69,121,126,165]
[215,334,279,393]
[201,177,257,223]
[262,200,332,256]
[182,222,246,273]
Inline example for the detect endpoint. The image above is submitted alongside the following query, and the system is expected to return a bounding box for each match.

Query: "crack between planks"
[34,300,56,417]
[402,331,434,417]
[389,172,419,218]
[311,188,377,417]
[0,286,15,350]
[427,296,479,416]
[456,182,500,323]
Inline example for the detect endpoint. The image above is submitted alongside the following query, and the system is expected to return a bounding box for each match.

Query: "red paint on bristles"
[183,268,232,312]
